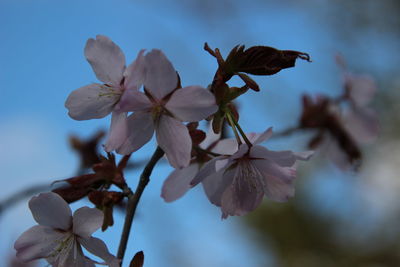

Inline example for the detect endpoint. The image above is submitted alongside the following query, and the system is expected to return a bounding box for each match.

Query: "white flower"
[191,128,313,218]
[117,50,217,168]
[65,35,146,152]
[14,192,119,267]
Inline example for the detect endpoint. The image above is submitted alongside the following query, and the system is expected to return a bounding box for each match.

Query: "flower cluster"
[65,35,218,169]
[63,36,313,218]
[18,34,373,265]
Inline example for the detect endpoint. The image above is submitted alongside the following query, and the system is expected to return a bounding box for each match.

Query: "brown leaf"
[189,129,206,146]
[226,45,310,76]
[53,186,92,203]
[237,73,260,91]
[130,251,144,267]
[69,130,105,170]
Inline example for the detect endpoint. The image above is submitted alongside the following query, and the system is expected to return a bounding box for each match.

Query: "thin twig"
[117,146,165,264]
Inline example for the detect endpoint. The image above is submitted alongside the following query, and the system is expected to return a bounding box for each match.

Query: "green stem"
[226,112,242,145]
[226,111,253,147]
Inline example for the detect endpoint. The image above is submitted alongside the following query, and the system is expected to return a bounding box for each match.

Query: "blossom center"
[49,232,75,260]
[98,84,122,98]
[237,160,260,192]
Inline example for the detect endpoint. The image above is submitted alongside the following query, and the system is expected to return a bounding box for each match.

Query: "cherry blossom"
[65,35,146,152]
[161,125,221,202]
[117,50,218,168]
[191,128,313,218]
[161,128,263,202]
[14,192,119,267]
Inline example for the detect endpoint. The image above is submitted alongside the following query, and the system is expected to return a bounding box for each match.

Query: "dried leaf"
[189,129,206,146]
[237,73,259,91]
[226,45,310,76]
[130,251,144,267]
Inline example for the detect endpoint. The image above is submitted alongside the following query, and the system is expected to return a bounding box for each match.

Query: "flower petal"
[220,161,264,218]
[165,86,218,122]
[72,207,103,238]
[47,239,88,267]
[144,49,178,100]
[161,163,199,202]
[124,49,146,90]
[117,111,154,155]
[202,167,233,206]
[252,127,273,145]
[84,35,125,86]
[345,73,376,107]
[344,107,379,144]
[104,111,128,152]
[191,156,226,186]
[79,237,120,267]
[220,174,264,219]
[250,145,297,167]
[215,158,230,172]
[199,124,221,149]
[230,144,250,160]
[253,159,296,202]
[156,115,191,169]
[118,89,153,112]
[65,83,120,120]
[29,192,72,230]
[211,139,238,155]
[14,225,66,262]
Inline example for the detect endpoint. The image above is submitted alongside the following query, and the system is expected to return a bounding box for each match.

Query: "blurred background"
[1,0,400,266]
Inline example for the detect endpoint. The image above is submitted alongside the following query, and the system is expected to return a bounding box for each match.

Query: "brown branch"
[117,146,165,264]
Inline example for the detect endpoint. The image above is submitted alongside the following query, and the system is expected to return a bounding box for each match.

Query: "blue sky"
[1,0,398,266]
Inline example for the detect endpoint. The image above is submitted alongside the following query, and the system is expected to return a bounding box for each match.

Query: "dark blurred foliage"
[246,200,400,267]
[240,1,400,267]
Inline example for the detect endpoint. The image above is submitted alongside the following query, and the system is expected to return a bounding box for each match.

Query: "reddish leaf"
[237,73,260,91]
[189,129,206,146]
[130,251,144,267]
[226,45,310,76]
[69,130,105,169]
[53,186,92,203]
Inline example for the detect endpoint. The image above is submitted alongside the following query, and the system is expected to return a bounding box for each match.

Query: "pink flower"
[65,35,146,152]
[161,127,264,202]
[117,50,218,168]
[14,192,119,267]
[191,128,313,219]
[161,125,221,202]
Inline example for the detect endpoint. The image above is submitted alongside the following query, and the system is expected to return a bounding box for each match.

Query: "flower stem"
[226,111,253,147]
[225,112,242,145]
[117,146,165,264]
